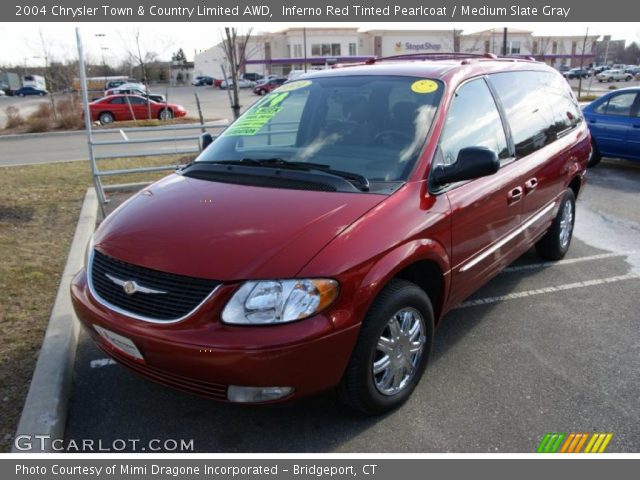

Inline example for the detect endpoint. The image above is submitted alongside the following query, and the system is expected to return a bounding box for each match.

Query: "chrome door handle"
[508,187,523,204]
[525,178,538,194]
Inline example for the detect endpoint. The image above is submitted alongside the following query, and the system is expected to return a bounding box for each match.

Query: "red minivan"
[71,54,590,414]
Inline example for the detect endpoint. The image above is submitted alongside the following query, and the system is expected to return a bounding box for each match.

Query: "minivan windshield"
[196,76,444,184]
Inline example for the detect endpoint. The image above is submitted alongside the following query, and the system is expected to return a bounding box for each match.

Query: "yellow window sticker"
[411,79,438,94]
[276,80,312,92]
[224,92,289,137]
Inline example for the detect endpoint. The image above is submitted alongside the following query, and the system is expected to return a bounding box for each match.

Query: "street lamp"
[95,33,108,86]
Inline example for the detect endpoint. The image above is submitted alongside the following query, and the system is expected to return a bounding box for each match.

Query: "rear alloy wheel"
[159,109,173,120]
[99,112,114,125]
[535,189,576,261]
[338,279,434,415]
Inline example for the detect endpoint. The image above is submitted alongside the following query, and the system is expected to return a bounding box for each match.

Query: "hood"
[94,174,385,280]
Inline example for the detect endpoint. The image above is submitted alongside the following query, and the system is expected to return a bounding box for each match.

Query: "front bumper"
[71,270,360,403]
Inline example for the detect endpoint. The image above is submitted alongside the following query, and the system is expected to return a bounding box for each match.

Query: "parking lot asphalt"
[64,159,640,453]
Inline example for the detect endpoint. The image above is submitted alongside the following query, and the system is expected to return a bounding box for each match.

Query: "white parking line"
[456,273,640,309]
[503,251,637,273]
[90,358,117,369]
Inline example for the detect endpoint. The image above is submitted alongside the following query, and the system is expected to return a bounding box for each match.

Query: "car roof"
[97,94,150,102]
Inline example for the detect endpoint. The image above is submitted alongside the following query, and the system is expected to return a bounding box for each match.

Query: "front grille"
[90,250,220,321]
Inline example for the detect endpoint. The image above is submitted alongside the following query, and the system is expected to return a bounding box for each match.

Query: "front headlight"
[221,279,339,325]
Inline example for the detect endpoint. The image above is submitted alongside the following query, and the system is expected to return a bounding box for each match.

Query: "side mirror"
[433,147,500,185]
[200,133,213,151]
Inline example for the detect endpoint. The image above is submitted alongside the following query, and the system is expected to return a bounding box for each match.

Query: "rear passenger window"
[439,78,509,166]
[594,93,638,116]
[489,71,582,158]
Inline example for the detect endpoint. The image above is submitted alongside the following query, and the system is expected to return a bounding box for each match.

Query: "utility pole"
[303,27,308,72]
[95,34,107,83]
[502,28,508,56]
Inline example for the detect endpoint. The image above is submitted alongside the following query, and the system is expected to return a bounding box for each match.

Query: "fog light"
[227,385,294,403]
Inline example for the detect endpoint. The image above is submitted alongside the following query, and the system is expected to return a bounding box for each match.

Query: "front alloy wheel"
[338,279,434,415]
[373,308,426,395]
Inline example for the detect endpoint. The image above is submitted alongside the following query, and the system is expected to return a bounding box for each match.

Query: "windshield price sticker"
[411,79,439,94]
[225,92,290,136]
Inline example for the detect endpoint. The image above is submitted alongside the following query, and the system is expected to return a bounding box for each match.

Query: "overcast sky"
[1,22,638,67]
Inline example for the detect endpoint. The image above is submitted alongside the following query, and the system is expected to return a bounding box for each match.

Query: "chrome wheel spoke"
[388,317,402,342]
[376,336,394,355]
[402,356,416,374]
[409,338,424,354]
[391,368,404,389]
[373,355,391,375]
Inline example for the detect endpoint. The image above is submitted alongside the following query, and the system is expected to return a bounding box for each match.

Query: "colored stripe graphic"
[537,433,613,453]
[537,433,565,453]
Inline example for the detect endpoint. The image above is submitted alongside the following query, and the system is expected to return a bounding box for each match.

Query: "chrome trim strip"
[459,201,557,273]
[104,273,168,295]
[87,248,221,324]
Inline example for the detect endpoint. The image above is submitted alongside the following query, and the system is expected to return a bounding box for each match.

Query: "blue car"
[15,86,48,97]
[582,87,640,166]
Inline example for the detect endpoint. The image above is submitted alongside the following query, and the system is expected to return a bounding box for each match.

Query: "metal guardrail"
[75,28,228,218]
[86,121,225,217]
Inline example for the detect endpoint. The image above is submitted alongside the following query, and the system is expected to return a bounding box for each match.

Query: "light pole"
[95,33,108,87]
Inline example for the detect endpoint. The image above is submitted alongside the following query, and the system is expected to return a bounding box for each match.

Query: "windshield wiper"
[209,158,370,192]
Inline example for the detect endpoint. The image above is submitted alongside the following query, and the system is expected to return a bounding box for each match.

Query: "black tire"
[608,77,613,82]
[18,93,24,97]
[338,279,434,415]
[535,189,576,261]
[99,112,114,125]
[588,138,602,167]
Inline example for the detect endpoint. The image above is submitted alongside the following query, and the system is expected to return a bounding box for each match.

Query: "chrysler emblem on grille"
[105,273,167,295]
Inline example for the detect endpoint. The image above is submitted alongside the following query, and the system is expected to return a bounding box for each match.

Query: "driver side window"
[439,78,509,166]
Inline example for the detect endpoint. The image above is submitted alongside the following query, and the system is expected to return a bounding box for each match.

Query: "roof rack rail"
[365,52,498,65]
[364,52,540,65]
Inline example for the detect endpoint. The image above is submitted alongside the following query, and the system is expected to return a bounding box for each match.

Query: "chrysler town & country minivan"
[71,54,590,414]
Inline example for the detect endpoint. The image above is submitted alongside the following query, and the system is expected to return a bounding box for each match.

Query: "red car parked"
[72,54,589,414]
[89,94,187,124]
[253,77,287,95]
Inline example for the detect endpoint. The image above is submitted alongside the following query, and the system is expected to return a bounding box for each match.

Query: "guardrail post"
[75,27,107,218]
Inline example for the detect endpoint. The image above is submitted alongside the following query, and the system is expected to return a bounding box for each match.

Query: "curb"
[11,188,99,453]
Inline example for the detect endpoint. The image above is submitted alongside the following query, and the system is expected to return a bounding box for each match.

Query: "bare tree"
[38,29,58,121]
[220,27,254,119]
[120,29,169,119]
